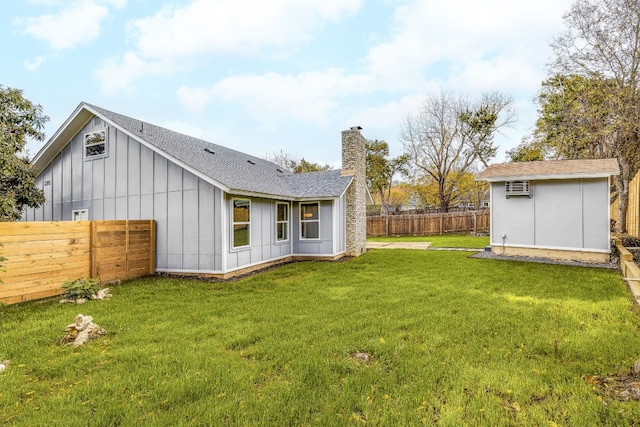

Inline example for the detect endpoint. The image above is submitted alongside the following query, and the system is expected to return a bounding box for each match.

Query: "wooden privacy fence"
[367,210,490,237]
[0,220,155,304]
[610,168,640,237]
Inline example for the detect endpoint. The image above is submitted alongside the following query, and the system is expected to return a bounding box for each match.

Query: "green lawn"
[1,250,639,426]
[368,233,490,248]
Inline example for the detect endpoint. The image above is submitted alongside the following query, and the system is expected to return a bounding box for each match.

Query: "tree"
[547,0,640,232]
[401,91,514,211]
[293,158,331,173]
[506,137,548,162]
[410,176,440,210]
[459,92,516,168]
[365,139,409,215]
[409,171,487,211]
[0,86,47,221]
[264,149,331,173]
[454,171,489,209]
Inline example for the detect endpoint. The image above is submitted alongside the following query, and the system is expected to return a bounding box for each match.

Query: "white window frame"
[300,202,320,240]
[232,198,251,249]
[83,129,107,160]
[72,209,89,221]
[276,202,289,242]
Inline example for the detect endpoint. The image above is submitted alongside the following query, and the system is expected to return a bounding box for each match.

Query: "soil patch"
[586,362,640,401]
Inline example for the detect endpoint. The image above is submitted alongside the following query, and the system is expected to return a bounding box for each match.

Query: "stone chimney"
[342,126,367,256]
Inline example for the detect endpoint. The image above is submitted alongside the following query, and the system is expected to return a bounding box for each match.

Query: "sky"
[3,0,575,168]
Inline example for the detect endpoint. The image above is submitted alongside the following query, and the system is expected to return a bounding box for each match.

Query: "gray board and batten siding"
[24,103,360,275]
[24,116,226,272]
[490,178,610,252]
[477,158,620,259]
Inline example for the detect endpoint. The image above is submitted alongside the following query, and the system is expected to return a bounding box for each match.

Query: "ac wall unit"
[505,180,531,198]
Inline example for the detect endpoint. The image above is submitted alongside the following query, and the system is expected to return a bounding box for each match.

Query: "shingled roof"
[476,158,620,182]
[33,102,353,200]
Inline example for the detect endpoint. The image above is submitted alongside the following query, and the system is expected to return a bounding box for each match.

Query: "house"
[476,158,620,263]
[23,102,368,277]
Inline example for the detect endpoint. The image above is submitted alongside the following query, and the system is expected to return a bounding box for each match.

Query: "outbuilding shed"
[476,158,620,263]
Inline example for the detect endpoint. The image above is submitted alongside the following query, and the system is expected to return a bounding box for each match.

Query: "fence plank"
[0,220,156,304]
[366,210,490,237]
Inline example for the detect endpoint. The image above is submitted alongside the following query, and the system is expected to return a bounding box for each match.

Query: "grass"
[368,233,490,248]
[1,250,640,426]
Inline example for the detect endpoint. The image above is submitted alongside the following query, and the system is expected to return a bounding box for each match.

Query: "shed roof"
[32,102,353,200]
[476,158,620,182]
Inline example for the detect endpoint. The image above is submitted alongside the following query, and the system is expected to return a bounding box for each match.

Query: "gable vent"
[505,180,531,198]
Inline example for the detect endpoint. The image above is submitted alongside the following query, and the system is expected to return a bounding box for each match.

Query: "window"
[72,209,88,221]
[233,199,251,248]
[300,202,320,239]
[276,202,289,241]
[84,129,107,159]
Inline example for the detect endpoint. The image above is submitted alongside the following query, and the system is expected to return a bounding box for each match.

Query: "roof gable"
[476,158,620,182]
[32,102,352,199]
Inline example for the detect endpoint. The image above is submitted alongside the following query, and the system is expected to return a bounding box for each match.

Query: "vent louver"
[505,181,531,198]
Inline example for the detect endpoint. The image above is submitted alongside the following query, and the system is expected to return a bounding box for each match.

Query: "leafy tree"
[264,149,331,173]
[506,136,548,162]
[411,176,440,210]
[293,158,331,173]
[535,75,616,158]
[387,182,412,212]
[459,92,516,168]
[366,139,409,215]
[0,86,47,221]
[410,171,487,211]
[547,0,640,232]
[401,91,514,211]
[454,171,489,209]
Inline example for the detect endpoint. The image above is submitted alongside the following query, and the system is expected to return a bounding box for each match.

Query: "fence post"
[473,211,477,234]
[90,221,98,279]
[125,220,130,279]
[149,220,156,274]
[439,213,443,234]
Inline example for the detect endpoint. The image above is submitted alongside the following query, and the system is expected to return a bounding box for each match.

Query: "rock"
[61,314,106,347]
[75,297,89,304]
[91,288,112,300]
[620,386,640,401]
[0,360,9,373]
[352,352,371,362]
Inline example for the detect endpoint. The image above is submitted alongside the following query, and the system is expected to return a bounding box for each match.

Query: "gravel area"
[471,250,618,269]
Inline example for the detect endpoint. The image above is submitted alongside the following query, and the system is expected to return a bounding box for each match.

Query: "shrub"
[61,277,101,299]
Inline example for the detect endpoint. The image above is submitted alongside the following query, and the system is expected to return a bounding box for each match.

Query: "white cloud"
[130,0,361,58]
[176,86,213,114]
[96,0,362,94]
[23,55,47,72]
[14,0,126,50]
[363,0,574,94]
[178,68,373,124]
[94,51,174,94]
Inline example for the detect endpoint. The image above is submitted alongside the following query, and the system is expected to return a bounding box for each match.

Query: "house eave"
[478,172,618,182]
[226,188,341,201]
[32,103,93,171]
